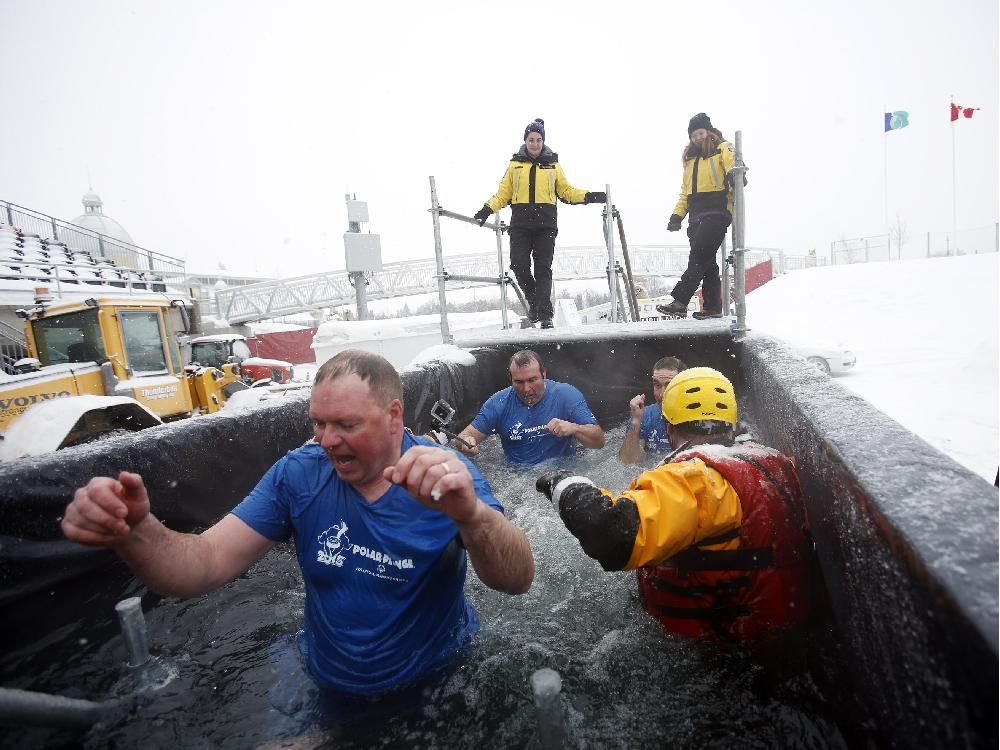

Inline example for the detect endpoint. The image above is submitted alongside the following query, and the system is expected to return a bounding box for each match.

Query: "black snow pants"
[670,213,730,312]
[509,227,557,320]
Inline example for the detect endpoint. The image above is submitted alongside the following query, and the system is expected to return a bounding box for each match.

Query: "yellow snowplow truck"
[0,294,245,460]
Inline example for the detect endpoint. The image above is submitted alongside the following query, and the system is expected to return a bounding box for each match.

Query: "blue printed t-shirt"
[639,403,672,455]
[230,431,503,695]
[470,379,600,465]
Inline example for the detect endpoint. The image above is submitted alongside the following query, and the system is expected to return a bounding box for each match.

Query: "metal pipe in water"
[0,687,125,728]
[115,596,150,668]
[531,667,564,749]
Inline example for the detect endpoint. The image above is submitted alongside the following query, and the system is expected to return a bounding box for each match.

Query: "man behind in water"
[618,355,687,465]
[536,367,813,640]
[454,349,605,466]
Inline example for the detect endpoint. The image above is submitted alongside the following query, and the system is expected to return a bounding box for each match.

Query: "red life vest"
[636,443,812,640]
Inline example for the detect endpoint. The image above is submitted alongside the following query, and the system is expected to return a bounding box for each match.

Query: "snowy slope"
[746,253,998,482]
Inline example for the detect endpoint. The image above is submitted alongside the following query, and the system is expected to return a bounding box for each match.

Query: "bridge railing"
[213,244,820,325]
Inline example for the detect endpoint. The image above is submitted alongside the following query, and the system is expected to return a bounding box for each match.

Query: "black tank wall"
[0,393,313,605]
[740,336,997,750]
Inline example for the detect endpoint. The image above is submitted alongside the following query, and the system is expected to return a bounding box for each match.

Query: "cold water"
[0,424,876,749]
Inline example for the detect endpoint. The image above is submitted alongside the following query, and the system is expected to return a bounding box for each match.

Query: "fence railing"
[1,199,186,279]
[832,223,999,264]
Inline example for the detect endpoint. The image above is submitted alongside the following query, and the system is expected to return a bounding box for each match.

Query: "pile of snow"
[223,383,311,412]
[0,395,161,461]
[312,311,505,371]
[312,311,504,347]
[746,253,998,482]
[404,344,477,370]
[248,321,312,333]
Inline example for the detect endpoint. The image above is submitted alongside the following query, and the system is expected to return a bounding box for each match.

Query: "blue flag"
[885,111,910,132]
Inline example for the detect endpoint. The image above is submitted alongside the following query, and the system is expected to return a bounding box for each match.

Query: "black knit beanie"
[688,112,713,137]
[523,118,545,141]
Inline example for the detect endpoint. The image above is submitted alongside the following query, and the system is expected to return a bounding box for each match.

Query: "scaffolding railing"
[428,176,523,343]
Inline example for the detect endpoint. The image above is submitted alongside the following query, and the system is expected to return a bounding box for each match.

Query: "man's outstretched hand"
[61,471,152,547]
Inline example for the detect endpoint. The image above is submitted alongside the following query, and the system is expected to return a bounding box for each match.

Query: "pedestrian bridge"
[215,244,814,324]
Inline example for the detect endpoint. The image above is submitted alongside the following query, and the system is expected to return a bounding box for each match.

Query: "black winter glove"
[667,214,683,232]
[536,469,575,501]
[584,191,607,204]
[725,170,749,190]
[473,205,492,226]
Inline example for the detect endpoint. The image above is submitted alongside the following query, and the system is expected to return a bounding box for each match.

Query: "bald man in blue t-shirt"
[455,349,605,465]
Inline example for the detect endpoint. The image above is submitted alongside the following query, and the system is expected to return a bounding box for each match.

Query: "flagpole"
[883,103,890,258]
[951,96,957,255]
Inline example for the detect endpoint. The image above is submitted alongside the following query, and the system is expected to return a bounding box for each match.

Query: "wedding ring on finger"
[431,462,450,502]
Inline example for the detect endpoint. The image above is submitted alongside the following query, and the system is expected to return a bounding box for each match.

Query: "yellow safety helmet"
[661,366,738,426]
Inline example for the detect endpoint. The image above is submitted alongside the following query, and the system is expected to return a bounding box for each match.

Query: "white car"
[787,341,856,375]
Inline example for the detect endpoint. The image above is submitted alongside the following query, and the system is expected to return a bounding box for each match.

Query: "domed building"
[63,188,139,268]
[71,189,135,245]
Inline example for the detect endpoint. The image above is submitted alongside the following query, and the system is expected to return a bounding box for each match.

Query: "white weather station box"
[343,232,383,272]
[346,200,369,224]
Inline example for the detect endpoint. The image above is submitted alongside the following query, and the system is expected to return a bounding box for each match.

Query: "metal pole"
[429,177,452,344]
[531,668,564,749]
[345,194,369,322]
[730,131,748,336]
[495,214,509,329]
[951,97,958,255]
[114,597,151,668]
[614,208,640,321]
[614,264,629,321]
[720,235,730,316]
[603,186,617,322]
[927,231,931,258]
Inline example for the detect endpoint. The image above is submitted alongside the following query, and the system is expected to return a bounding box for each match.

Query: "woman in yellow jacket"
[657,113,741,320]
[474,119,605,328]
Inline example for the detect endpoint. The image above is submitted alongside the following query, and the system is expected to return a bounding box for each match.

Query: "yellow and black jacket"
[485,145,588,231]
[673,140,736,222]
[549,441,812,640]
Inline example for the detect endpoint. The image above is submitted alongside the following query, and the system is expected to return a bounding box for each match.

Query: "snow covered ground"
[745,252,998,483]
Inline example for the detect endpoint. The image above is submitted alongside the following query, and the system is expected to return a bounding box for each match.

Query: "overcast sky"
[1,0,997,277]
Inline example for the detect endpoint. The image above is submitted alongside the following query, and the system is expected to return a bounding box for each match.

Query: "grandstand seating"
[0,222,165,292]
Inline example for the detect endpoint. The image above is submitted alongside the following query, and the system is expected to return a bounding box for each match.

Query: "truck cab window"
[30,309,105,366]
[120,311,169,374]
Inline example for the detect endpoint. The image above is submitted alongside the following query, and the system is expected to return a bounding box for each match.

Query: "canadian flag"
[950,102,979,122]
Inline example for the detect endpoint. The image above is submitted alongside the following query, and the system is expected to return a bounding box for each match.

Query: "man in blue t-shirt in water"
[61,350,534,700]
[454,349,605,465]
[618,356,687,465]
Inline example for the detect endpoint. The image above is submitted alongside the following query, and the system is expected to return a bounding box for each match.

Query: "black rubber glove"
[667,214,683,232]
[536,470,574,501]
[473,205,492,226]
[584,191,607,204]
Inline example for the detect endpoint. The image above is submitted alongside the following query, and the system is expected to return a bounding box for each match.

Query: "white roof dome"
[69,189,135,245]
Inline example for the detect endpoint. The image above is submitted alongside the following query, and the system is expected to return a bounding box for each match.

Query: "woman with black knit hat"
[656,113,742,320]
[474,119,605,329]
